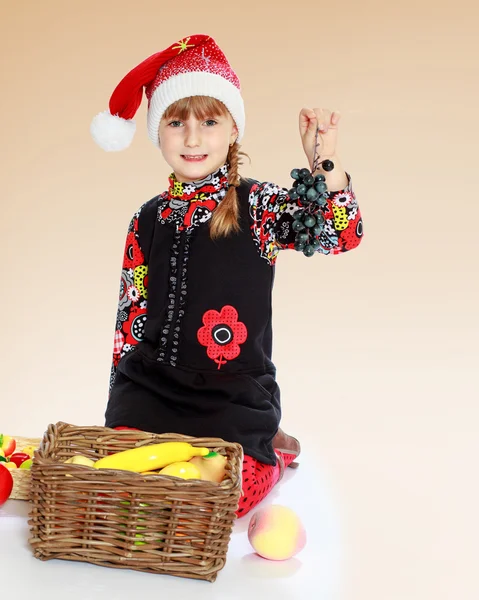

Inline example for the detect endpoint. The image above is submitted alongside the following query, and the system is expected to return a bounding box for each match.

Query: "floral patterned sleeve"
[248,173,363,265]
[109,210,149,393]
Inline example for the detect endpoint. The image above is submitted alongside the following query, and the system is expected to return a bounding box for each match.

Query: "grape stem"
[312,127,321,174]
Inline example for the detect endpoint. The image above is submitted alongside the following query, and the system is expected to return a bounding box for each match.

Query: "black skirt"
[105,347,281,465]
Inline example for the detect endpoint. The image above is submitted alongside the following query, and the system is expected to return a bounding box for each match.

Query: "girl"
[91,34,363,517]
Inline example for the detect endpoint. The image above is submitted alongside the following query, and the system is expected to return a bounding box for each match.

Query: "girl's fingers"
[314,108,329,132]
[300,108,316,126]
[331,111,341,126]
[299,108,317,138]
[300,107,340,140]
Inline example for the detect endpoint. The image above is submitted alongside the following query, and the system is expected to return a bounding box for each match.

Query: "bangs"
[163,96,230,122]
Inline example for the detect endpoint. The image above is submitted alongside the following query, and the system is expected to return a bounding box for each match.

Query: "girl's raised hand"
[299,108,341,169]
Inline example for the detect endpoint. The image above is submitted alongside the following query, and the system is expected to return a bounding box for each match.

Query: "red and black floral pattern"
[109,210,149,391]
[248,173,363,264]
[158,164,229,231]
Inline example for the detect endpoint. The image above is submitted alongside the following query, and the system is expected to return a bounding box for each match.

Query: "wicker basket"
[10,436,42,500]
[28,422,243,582]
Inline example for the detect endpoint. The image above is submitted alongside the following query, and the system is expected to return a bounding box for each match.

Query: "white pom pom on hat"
[90,34,245,152]
[90,111,136,152]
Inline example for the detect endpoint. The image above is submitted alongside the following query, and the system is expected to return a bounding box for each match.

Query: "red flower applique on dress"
[197,305,248,369]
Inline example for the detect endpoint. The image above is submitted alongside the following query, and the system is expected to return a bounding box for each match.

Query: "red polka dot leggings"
[236,451,297,518]
[113,427,296,518]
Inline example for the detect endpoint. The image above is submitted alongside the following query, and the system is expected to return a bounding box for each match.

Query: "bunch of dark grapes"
[289,166,332,257]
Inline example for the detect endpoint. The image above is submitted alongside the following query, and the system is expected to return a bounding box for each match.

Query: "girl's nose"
[184,126,201,147]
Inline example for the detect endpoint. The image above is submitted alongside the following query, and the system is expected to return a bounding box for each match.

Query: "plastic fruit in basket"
[158,461,202,480]
[175,521,206,546]
[132,526,147,546]
[0,464,14,505]
[22,445,37,458]
[9,452,31,468]
[19,458,33,470]
[0,435,16,457]
[117,526,163,548]
[189,451,227,483]
[94,441,210,473]
[3,462,17,470]
[118,502,165,547]
[64,455,96,467]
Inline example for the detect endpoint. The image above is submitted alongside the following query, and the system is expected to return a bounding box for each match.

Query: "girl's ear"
[230,125,239,146]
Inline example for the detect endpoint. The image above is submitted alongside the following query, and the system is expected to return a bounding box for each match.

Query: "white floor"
[2,448,339,600]
[2,429,477,600]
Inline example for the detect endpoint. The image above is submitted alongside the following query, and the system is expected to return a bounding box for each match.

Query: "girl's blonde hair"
[162,96,249,239]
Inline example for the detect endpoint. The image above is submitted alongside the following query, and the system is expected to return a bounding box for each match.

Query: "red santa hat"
[90,34,245,151]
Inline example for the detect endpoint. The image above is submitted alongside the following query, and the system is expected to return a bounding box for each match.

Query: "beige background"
[1,0,478,598]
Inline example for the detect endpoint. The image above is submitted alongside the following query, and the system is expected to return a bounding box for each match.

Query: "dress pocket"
[242,373,275,401]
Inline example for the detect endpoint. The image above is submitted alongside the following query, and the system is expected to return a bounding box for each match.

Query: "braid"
[210,142,249,239]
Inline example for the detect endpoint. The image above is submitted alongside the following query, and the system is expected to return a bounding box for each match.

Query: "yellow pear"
[21,445,37,457]
[64,455,96,467]
[189,452,227,483]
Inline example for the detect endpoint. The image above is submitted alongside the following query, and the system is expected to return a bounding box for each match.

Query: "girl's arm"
[249,107,363,265]
[109,210,149,393]
[248,171,363,265]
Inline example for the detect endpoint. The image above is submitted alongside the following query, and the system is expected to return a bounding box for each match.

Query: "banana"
[94,442,210,473]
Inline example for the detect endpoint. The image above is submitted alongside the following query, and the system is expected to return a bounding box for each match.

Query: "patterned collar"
[158,164,229,231]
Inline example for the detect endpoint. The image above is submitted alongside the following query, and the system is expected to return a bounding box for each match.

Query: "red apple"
[0,464,14,505]
[9,452,31,468]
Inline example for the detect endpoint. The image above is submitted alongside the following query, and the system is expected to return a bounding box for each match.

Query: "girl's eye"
[167,119,217,127]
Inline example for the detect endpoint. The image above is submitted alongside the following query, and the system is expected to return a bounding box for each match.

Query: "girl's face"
[158,110,238,183]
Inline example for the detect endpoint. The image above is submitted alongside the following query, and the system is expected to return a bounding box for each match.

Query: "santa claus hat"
[90,34,245,151]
